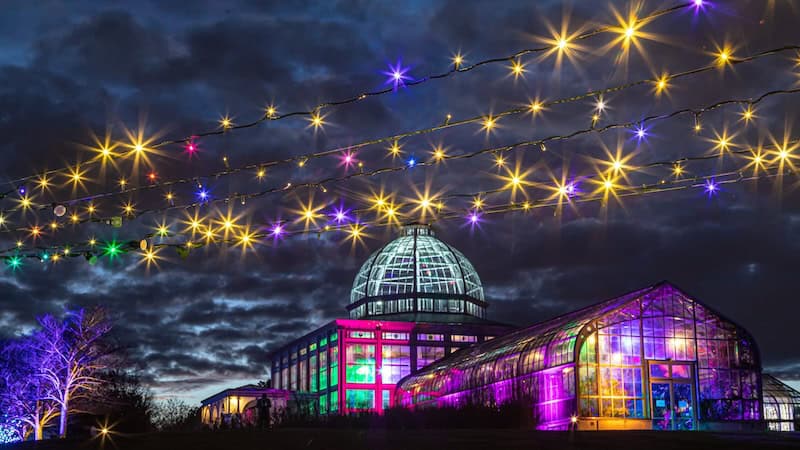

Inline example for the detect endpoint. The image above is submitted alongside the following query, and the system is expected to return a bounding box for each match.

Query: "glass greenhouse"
[762,374,800,431]
[268,224,512,414]
[349,224,486,320]
[396,282,764,431]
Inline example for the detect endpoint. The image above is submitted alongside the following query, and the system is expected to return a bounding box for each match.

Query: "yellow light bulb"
[482,116,496,131]
[509,59,526,78]
[557,38,569,51]
[70,213,79,223]
[266,105,277,118]
[452,53,463,67]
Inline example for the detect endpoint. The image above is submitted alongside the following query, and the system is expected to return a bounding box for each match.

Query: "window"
[417,333,444,342]
[310,343,317,352]
[381,345,410,384]
[319,350,328,390]
[330,391,339,412]
[382,332,409,340]
[319,394,327,414]
[330,346,339,386]
[346,344,375,383]
[417,346,445,370]
[451,335,477,343]
[310,355,317,392]
[300,348,307,356]
[350,331,375,339]
[320,337,328,347]
[346,389,375,410]
[299,359,308,392]
[290,364,298,391]
[330,332,338,342]
[383,390,392,410]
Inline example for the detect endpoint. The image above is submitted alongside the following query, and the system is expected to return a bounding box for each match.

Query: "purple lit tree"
[35,307,113,439]
[0,337,60,441]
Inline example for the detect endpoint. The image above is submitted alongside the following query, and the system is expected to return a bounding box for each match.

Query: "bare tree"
[35,307,113,439]
[152,398,199,431]
[0,337,59,440]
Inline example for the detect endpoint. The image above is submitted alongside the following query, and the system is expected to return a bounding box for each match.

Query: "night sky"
[0,0,799,405]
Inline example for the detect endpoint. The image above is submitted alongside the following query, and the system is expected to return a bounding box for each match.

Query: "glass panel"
[330,345,339,387]
[650,364,670,378]
[671,364,691,379]
[346,389,375,410]
[330,391,339,412]
[350,331,375,339]
[381,345,411,384]
[674,383,694,430]
[382,332,409,340]
[417,333,444,342]
[652,382,672,430]
[417,346,445,370]
[382,390,392,409]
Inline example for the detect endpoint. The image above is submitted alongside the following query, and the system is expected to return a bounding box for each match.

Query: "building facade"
[396,282,765,431]
[268,224,514,414]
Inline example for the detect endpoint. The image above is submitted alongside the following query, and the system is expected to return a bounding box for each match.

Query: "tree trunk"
[58,400,68,438]
[34,401,43,441]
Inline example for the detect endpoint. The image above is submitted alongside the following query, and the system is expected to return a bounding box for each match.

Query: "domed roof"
[348,224,486,321]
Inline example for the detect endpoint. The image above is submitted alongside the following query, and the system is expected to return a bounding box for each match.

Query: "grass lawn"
[4,429,800,450]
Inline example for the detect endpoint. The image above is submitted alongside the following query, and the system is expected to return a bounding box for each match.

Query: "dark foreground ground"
[5,429,800,450]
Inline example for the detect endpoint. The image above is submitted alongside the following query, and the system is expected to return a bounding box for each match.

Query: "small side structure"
[200,385,316,428]
[762,374,800,431]
[396,282,764,432]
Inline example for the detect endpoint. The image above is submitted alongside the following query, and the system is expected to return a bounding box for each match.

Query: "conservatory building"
[396,282,765,431]
[267,224,513,414]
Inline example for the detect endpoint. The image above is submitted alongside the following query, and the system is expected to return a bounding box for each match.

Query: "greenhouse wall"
[396,282,763,431]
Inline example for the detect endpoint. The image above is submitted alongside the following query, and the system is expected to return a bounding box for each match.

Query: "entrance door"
[649,362,696,430]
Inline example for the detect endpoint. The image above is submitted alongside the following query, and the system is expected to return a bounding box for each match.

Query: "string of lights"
[0,120,800,259]
[5,44,799,223]
[1,163,792,270]
[0,3,768,201]
[2,82,797,244]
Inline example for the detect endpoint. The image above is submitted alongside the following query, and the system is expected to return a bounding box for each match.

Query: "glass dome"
[348,224,487,321]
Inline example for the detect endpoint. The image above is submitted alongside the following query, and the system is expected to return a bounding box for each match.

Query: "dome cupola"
[348,224,487,322]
